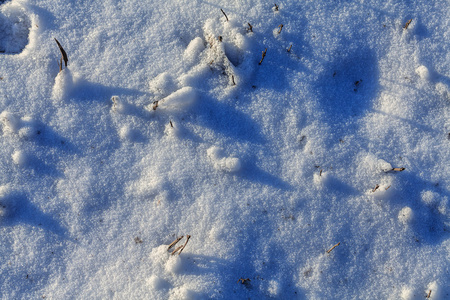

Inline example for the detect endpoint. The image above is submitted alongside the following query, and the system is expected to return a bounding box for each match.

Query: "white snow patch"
[11,150,27,166]
[0,111,21,133]
[149,87,197,111]
[415,65,430,80]
[52,68,74,101]
[398,207,414,225]
[183,37,205,65]
[149,72,177,97]
[207,146,241,172]
[111,96,127,114]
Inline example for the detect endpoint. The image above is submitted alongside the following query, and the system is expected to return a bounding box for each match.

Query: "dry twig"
[392,167,405,172]
[327,242,340,253]
[287,44,292,52]
[278,24,284,34]
[274,3,279,11]
[247,23,253,32]
[171,245,184,255]
[426,290,432,299]
[372,184,380,193]
[237,278,251,284]
[54,38,68,69]
[259,48,267,65]
[404,19,412,29]
[178,235,191,255]
[167,236,184,251]
[221,9,228,21]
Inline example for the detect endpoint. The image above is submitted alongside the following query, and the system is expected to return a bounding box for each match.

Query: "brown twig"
[237,278,251,284]
[171,245,184,255]
[372,184,380,193]
[392,167,405,172]
[169,120,173,128]
[319,169,323,176]
[167,236,184,251]
[278,24,284,34]
[178,235,191,255]
[385,185,391,191]
[259,48,267,65]
[404,19,412,29]
[327,242,340,253]
[221,9,228,21]
[274,3,279,11]
[287,44,292,52]
[54,38,68,68]
[426,290,432,299]
[152,101,159,110]
[247,23,253,32]
[231,75,236,86]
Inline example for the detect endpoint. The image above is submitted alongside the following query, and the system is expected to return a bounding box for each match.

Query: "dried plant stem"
[54,38,68,68]
[178,235,191,255]
[221,9,228,21]
[171,245,184,255]
[392,167,405,172]
[152,101,159,111]
[327,242,340,253]
[247,23,253,32]
[287,44,292,52]
[278,24,284,34]
[404,19,412,29]
[426,290,432,299]
[231,75,236,86]
[259,48,267,65]
[372,184,380,192]
[167,236,184,251]
[170,120,173,128]
[274,3,279,11]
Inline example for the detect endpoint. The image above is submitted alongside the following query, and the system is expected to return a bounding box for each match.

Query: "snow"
[0,0,449,299]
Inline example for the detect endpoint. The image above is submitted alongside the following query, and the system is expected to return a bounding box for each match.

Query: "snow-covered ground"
[0,0,449,299]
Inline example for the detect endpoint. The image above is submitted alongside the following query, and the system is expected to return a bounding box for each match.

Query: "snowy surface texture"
[0,0,449,299]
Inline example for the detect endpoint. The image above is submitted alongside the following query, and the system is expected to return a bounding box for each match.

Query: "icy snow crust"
[0,0,449,299]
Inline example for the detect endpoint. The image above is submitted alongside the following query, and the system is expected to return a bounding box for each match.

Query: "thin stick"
[178,235,191,255]
[247,23,253,32]
[152,100,159,111]
[231,75,236,86]
[426,290,432,299]
[221,9,228,21]
[170,120,173,128]
[167,236,184,251]
[404,19,412,29]
[54,38,68,67]
[287,44,292,52]
[278,24,284,34]
[392,167,405,172]
[259,48,267,65]
[372,184,380,193]
[385,185,391,191]
[274,3,279,11]
[171,245,184,255]
[327,242,340,253]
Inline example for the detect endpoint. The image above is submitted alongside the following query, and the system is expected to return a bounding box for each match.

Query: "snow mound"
[11,149,27,166]
[207,146,241,172]
[148,86,197,111]
[52,68,74,101]
[398,206,414,225]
